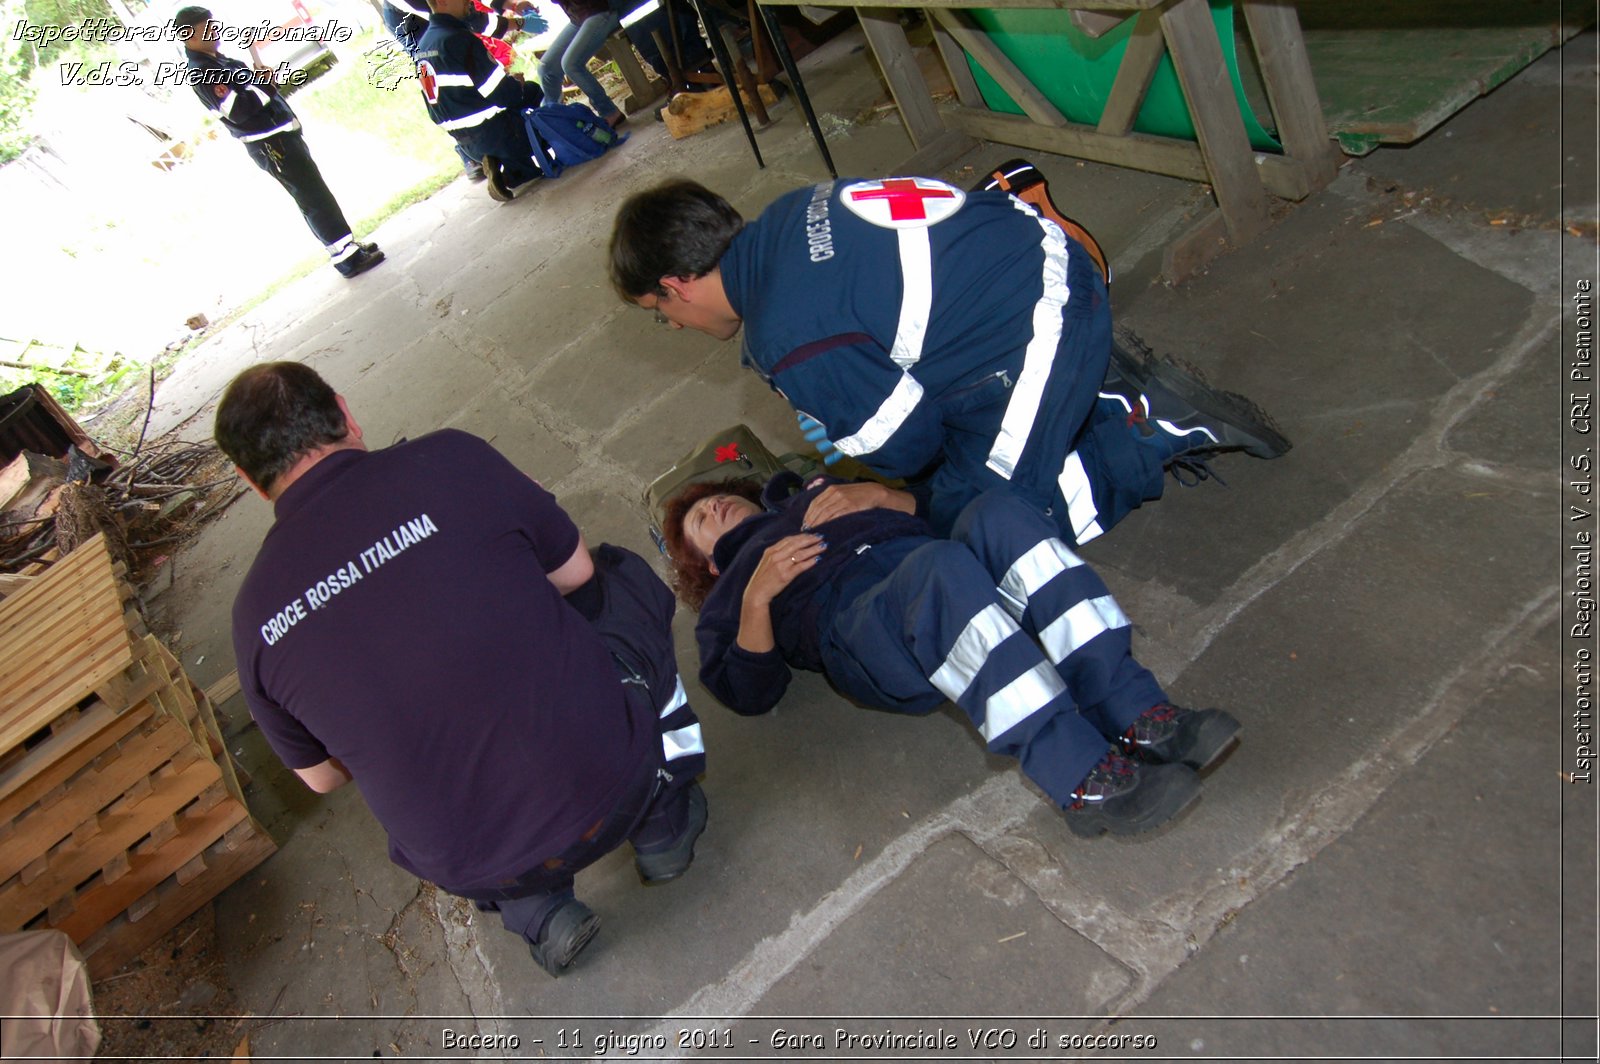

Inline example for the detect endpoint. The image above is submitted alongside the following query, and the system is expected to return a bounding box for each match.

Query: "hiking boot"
[528,898,600,977]
[1124,702,1241,773]
[1065,752,1201,838]
[464,162,488,182]
[1104,328,1292,467]
[335,244,385,278]
[481,156,514,202]
[634,781,707,884]
[972,157,1111,282]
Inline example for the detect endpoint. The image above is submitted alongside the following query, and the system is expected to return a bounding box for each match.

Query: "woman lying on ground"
[661,472,1241,837]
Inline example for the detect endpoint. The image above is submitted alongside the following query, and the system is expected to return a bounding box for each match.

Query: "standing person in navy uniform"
[416,0,548,201]
[216,362,709,976]
[175,7,383,279]
[608,176,1290,544]
[379,0,536,182]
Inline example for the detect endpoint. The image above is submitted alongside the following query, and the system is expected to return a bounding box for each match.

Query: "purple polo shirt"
[232,430,654,892]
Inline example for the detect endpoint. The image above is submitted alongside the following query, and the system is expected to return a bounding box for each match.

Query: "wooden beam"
[856,8,946,148]
[944,106,1312,201]
[1097,7,1165,136]
[1241,0,1340,190]
[929,11,983,108]
[929,8,1067,127]
[1161,207,1230,283]
[1158,0,1268,243]
[1069,9,1128,37]
[894,127,981,174]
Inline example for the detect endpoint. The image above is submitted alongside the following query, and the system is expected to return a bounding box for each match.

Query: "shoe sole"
[530,907,600,975]
[1067,765,1202,838]
[636,783,707,884]
[482,157,514,202]
[339,250,385,279]
[1112,329,1292,460]
[1186,721,1242,774]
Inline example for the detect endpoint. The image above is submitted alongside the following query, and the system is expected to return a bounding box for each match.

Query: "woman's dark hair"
[214,362,348,495]
[609,179,745,300]
[660,478,764,611]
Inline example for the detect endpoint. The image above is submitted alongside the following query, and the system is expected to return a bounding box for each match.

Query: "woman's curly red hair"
[660,478,765,611]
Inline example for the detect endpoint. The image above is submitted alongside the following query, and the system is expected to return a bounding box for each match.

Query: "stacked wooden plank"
[0,535,275,978]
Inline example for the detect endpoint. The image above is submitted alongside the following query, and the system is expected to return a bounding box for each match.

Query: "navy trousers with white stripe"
[469,545,703,943]
[243,132,356,265]
[820,492,1165,808]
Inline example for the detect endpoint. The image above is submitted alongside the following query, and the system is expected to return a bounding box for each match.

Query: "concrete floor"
[135,23,1597,1061]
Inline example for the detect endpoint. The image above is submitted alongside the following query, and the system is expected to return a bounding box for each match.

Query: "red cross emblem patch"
[417,60,439,104]
[841,177,964,229]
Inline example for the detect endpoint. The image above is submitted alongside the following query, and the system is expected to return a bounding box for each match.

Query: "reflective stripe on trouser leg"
[951,490,1166,737]
[657,673,704,776]
[825,540,1111,806]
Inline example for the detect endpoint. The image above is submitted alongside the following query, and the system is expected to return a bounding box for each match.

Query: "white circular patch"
[840,177,965,229]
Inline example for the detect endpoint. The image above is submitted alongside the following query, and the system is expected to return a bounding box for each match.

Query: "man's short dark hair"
[215,362,348,494]
[172,6,211,33]
[609,179,745,300]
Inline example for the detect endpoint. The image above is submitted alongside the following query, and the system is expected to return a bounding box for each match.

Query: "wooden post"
[1158,0,1269,243]
[855,8,945,148]
[1242,0,1340,193]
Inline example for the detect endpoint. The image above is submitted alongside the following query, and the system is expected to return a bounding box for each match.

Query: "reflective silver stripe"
[986,200,1071,480]
[218,88,240,118]
[832,372,924,458]
[1101,389,1219,445]
[659,675,689,718]
[928,603,1016,701]
[980,661,1066,742]
[238,118,301,142]
[999,537,1085,615]
[327,238,358,263]
[662,722,704,761]
[1055,450,1103,544]
[432,73,475,87]
[1037,594,1129,664]
[888,227,932,370]
[439,105,503,130]
[477,65,506,97]
[484,12,506,36]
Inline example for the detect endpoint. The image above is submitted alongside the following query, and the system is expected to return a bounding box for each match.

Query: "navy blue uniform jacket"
[720,178,1112,537]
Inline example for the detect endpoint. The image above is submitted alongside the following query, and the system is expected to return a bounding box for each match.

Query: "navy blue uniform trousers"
[462,545,703,943]
[819,492,1165,807]
[243,132,353,254]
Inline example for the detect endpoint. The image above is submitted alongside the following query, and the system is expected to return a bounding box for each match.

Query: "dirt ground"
[92,907,249,1062]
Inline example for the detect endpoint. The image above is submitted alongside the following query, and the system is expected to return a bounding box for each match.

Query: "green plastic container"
[964,1,1281,152]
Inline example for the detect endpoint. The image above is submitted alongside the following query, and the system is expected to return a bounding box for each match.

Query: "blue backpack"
[523,103,625,179]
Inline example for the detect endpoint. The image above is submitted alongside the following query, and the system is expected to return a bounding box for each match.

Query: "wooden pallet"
[0,535,275,976]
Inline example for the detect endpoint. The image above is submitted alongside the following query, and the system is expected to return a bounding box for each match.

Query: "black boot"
[1104,328,1292,477]
[1064,752,1201,838]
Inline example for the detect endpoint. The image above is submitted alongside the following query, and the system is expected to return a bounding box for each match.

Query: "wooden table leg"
[1159,0,1270,244]
[855,7,945,150]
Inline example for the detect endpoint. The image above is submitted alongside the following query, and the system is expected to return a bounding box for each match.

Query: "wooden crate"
[0,535,276,976]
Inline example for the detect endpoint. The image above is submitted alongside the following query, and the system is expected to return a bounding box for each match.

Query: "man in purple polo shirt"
[216,362,707,977]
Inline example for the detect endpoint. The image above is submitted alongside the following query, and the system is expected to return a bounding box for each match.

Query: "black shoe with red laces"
[1065,752,1201,838]
[1124,703,1242,773]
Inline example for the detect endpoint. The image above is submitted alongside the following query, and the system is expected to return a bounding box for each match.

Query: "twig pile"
[0,438,245,577]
